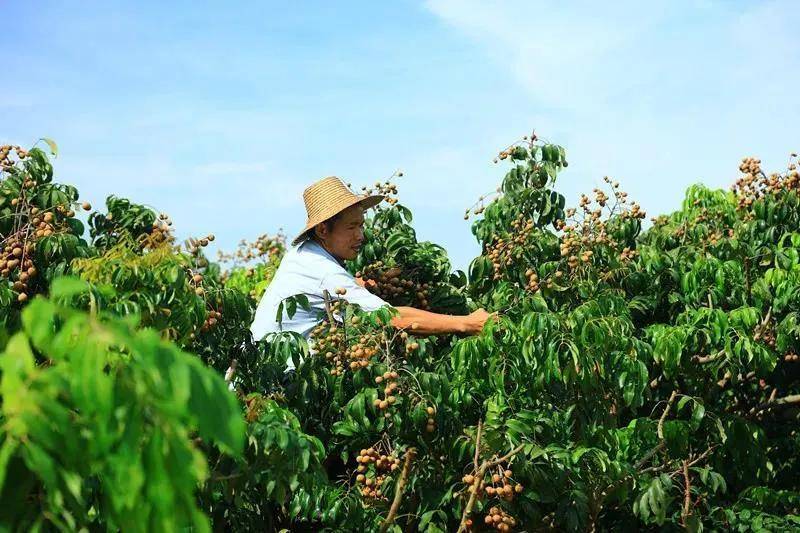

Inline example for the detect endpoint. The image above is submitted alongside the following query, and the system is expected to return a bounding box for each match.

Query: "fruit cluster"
[358,171,402,206]
[463,467,523,503]
[0,145,28,170]
[485,467,523,501]
[184,233,215,268]
[148,213,176,248]
[357,262,432,310]
[560,179,645,270]
[482,506,517,531]
[423,405,436,433]
[201,309,223,333]
[190,271,207,296]
[310,301,347,376]
[491,132,537,165]
[464,190,502,219]
[753,321,776,349]
[345,328,381,371]
[733,154,800,210]
[354,446,400,501]
[0,151,95,302]
[373,370,400,416]
[485,214,535,282]
[216,231,285,266]
[310,291,388,376]
[0,235,36,302]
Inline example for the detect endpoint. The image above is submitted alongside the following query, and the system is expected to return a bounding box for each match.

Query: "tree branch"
[748,394,800,416]
[658,390,678,441]
[380,448,416,533]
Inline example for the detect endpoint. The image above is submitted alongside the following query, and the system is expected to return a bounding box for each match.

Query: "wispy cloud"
[424,0,800,220]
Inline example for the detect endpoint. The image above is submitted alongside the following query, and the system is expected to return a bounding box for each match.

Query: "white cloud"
[424,0,800,221]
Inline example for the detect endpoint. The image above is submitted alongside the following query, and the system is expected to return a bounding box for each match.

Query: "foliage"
[0,286,243,531]
[1,136,799,532]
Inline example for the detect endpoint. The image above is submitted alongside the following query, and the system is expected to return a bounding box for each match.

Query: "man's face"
[315,204,365,261]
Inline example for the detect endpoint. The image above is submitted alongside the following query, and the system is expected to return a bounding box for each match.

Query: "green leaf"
[39,137,58,156]
[50,276,92,299]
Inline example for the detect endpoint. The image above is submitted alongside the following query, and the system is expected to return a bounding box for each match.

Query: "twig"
[380,448,416,533]
[224,358,238,384]
[761,306,773,328]
[686,446,716,469]
[209,472,242,482]
[744,256,751,301]
[692,350,724,365]
[658,391,678,441]
[634,442,666,471]
[718,370,757,391]
[768,388,778,403]
[473,420,483,472]
[681,459,692,527]
[640,445,717,481]
[322,289,335,325]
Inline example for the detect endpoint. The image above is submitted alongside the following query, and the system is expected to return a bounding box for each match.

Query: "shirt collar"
[300,239,346,268]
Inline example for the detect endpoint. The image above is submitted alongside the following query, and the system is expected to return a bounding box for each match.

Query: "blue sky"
[3,1,798,270]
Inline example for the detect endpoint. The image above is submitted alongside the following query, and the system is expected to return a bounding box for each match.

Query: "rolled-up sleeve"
[320,271,389,312]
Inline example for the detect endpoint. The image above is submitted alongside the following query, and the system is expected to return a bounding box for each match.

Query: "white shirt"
[250,239,389,368]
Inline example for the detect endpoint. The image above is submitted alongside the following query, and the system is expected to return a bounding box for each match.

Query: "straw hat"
[292,176,384,246]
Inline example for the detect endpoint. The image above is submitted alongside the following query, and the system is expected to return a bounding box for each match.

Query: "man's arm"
[352,272,493,336]
[390,306,493,336]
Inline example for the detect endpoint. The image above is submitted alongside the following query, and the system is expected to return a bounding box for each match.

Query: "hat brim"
[291,194,384,246]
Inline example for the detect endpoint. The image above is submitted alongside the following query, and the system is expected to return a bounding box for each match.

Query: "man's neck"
[311,238,346,267]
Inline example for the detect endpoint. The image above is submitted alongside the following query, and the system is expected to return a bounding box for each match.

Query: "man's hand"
[355,276,377,290]
[460,308,497,335]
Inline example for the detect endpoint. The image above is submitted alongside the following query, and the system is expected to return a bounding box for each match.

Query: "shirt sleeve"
[320,270,390,312]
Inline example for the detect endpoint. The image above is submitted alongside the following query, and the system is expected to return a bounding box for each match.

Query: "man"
[250,176,493,368]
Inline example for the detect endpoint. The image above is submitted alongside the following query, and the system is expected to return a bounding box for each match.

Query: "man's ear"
[314,222,328,240]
